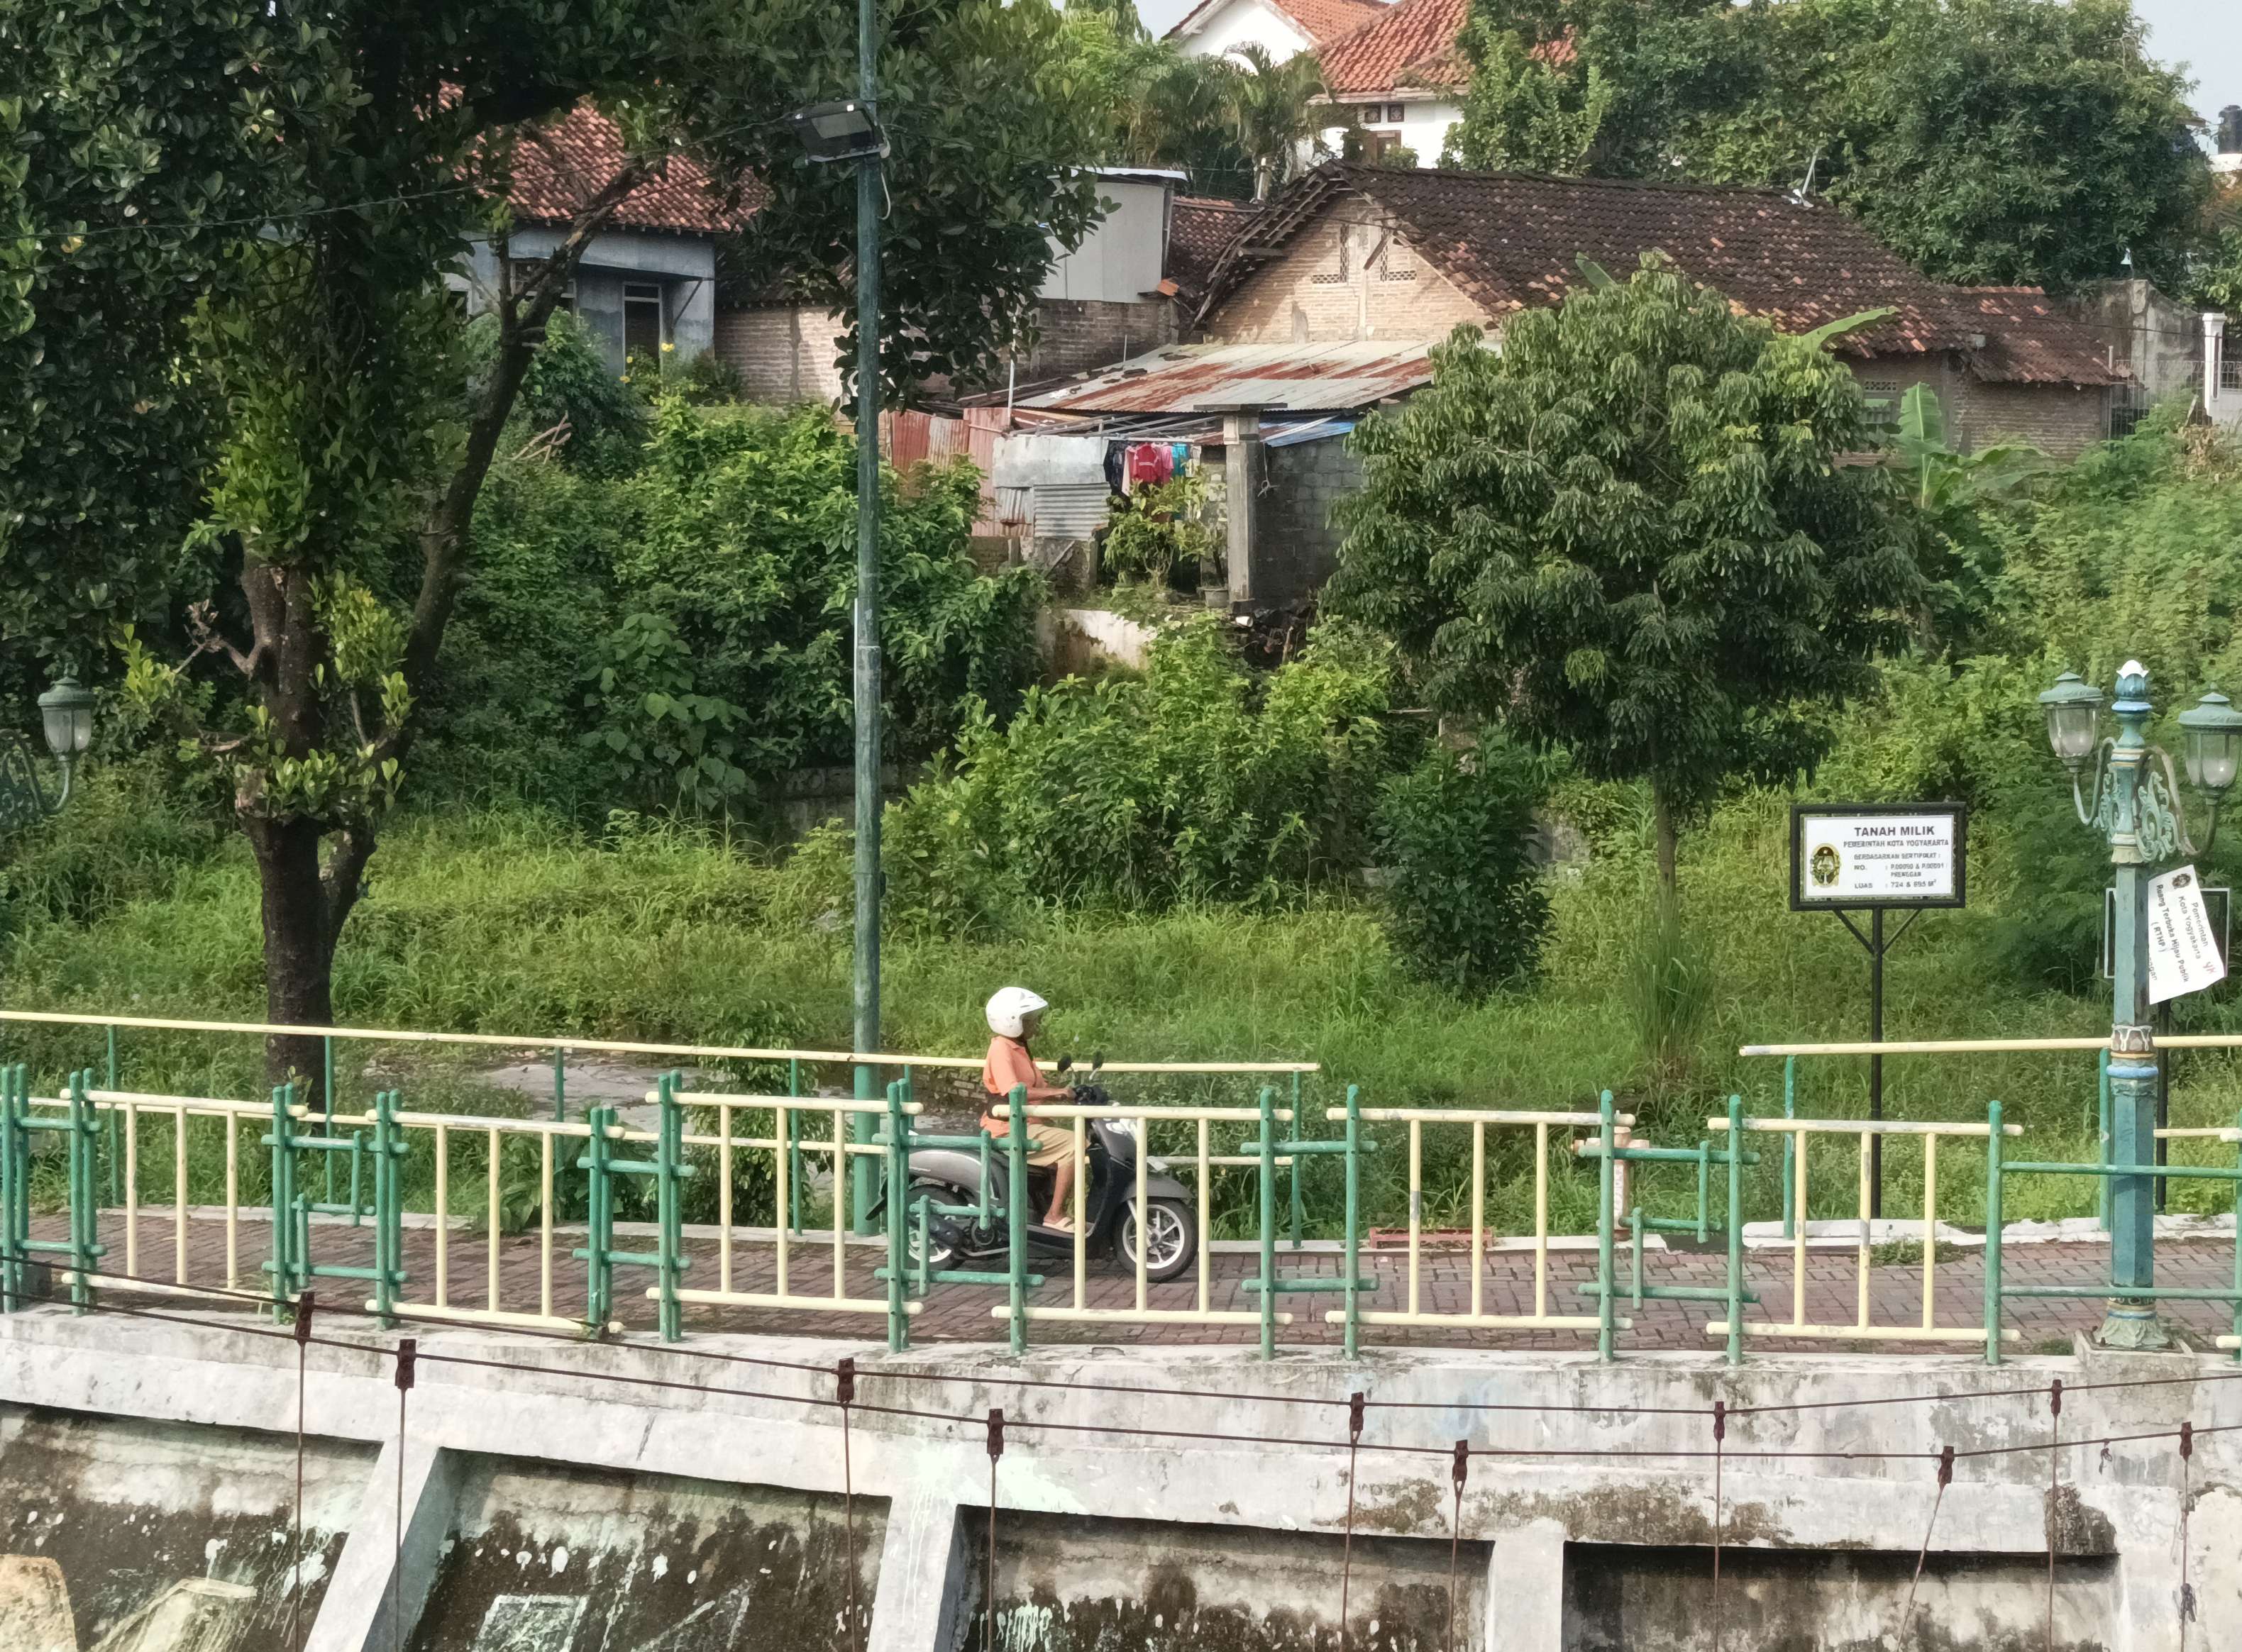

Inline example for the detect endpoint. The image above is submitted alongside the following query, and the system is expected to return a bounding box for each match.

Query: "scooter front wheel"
[1118,1198,1196,1283]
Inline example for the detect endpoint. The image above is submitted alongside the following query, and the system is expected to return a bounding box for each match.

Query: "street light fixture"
[792,4,890,1242]
[2037,660,2233,1349]
[786,100,888,165]
[2177,688,2242,805]
[0,672,96,831]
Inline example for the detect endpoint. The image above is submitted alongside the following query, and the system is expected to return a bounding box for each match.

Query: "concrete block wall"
[1255,436,1365,603]
[1017,298,1178,381]
[4,1309,2239,1652]
[714,303,849,406]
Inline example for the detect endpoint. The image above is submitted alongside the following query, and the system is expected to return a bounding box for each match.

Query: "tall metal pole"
[1867,906,1883,1221]
[2102,663,2166,1348]
[849,0,885,1231]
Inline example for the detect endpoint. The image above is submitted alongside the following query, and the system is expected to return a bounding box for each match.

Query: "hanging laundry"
[1103,443,1127,496]
[1170,443,1189,476]
[1126,443,1173,489]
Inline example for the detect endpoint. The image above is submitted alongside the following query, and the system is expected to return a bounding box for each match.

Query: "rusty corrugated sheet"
[1020,340,1433,415]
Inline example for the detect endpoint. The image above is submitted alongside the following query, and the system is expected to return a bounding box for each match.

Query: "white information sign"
[1794,809,1962,907]
[2146,864,2228,1004]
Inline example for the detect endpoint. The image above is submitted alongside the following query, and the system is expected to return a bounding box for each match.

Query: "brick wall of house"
[1256,436,1365,602]
[1203,219,1488,345]
[1954,381,2110,460]
[714,304,847,405]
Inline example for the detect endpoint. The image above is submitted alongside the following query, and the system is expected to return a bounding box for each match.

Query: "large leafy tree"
[1327,260,1923,889]
[2,0,1105,1092]
[1445,0,2211,294]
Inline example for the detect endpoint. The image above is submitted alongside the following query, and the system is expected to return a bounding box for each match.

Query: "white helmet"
[985,986,1049,1039]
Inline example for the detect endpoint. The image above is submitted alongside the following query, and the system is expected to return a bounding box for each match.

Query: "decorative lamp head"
[36,674,95,762]
[2179,688,2242,799]
[2116,660,2151,704]
[2038,672,2104,770]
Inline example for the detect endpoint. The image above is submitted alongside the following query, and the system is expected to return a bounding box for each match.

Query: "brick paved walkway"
[36,1212,2242,1355]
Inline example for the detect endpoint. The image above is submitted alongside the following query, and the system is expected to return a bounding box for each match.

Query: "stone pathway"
[38,1211,2242,1356]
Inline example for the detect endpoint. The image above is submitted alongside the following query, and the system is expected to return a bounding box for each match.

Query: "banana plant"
[1885,384,2052,518]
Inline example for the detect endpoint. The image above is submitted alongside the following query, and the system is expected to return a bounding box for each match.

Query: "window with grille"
[1860,379,1903,443]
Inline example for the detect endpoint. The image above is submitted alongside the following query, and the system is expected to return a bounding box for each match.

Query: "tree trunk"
[245,815,336,1111]
[1652,783,1679,894]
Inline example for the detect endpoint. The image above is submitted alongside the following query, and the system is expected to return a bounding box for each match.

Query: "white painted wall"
[1173,0,1314,62]
[1042,174,1176,303]
[1322,96,1464,167]
[2207,314,2242,428]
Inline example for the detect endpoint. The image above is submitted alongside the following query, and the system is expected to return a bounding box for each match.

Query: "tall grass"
[6,770,2239,1238]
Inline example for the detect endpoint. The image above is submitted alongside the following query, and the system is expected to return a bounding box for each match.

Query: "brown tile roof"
[1168,195,1261,304]
[1203,164,2124,386]
[505,104,743,236]
[1167,0,1391,50]
[1318,0,1467,96]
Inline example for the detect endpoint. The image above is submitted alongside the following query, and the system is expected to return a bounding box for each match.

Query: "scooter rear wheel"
[1117,1198,1196,1283]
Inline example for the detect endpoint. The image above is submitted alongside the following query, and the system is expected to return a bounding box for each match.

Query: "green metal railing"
[4,1021,2242,1362]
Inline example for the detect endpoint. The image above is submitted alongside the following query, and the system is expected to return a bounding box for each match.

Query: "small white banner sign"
[2146,864,2228,1004]
[1794,809,1962,906]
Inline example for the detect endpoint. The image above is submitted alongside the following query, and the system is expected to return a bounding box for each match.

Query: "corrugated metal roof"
[1020,340,1433,414]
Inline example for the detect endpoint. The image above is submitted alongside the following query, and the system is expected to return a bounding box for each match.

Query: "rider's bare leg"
[1045,1157,1075,1226]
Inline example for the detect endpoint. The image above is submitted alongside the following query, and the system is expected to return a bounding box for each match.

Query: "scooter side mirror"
[1090,1052,1104,1075]
[1055,1055,1073,1075]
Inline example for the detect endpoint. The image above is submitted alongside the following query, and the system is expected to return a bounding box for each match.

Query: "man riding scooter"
[981,987,1077,1229]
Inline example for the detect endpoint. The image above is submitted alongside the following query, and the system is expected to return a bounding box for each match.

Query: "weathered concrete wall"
[1562,1543,2115,1652]
[971,1512,1488,1651]
[0,1404,370,1649]
[0,1309,2237,1652]
[408,1456,882,1652]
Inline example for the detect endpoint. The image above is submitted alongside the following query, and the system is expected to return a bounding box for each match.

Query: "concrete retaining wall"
[0,1308,2235,1651]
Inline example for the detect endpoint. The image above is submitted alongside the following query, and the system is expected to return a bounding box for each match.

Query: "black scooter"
[900,1055,1198,1283]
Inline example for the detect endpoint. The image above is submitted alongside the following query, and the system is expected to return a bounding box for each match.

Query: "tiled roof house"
[1166,0,1392,65]
[1198,162,2128,456]
[1313,0,1470,167]
[468,104,741,371]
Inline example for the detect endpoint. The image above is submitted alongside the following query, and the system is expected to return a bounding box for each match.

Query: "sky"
[1136,0,2238,127]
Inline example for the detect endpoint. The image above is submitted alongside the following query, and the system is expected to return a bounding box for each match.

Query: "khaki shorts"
[985,1118,1073,1168]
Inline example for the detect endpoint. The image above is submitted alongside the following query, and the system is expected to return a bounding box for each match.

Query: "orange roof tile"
[504,104,742,236]
[1167,0,1392,50]
[1317,0,1468,96]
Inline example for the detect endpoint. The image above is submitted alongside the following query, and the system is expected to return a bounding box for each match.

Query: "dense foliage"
[427,396,1045,815]
[1371,742,1552,992]
[1,0,1110,1075]
[1329,258,1923,885]
[1447,0,2211,294]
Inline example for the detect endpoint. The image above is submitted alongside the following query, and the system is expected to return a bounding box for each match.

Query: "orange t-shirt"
[981,1036,1042,1129]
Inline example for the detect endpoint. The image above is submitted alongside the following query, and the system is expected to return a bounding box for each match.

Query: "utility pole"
[851,0,885,1227]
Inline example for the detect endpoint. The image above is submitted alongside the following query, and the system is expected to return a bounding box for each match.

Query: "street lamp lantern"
[2038,658,2236,1351]
[1,671,96,831]
[38,674,95,764]
[2177,687,2242,801]
[2038,671,2104,770]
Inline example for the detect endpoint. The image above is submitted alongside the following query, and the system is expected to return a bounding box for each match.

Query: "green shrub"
[818,618,1395,928]
[1369,741,1550,993]
[425,399,1044,818]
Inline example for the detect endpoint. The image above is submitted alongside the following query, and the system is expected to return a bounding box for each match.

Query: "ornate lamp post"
[0,674,96,833]
[2039,662,2239,1348]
